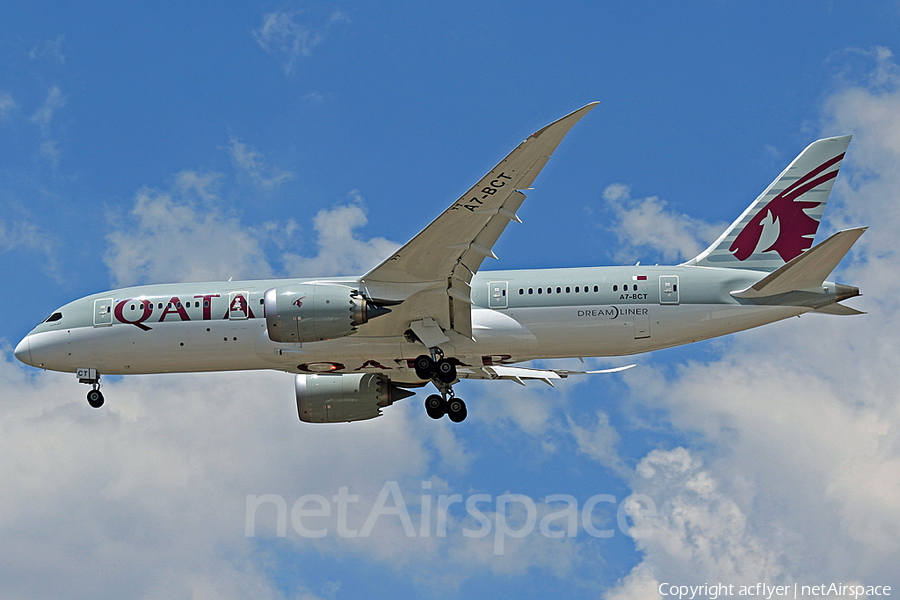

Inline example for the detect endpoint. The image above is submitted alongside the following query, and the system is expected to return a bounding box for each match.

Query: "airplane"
[14,103,866,424]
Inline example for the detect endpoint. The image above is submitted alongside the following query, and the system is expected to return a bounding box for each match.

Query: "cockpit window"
[43,312,63,323]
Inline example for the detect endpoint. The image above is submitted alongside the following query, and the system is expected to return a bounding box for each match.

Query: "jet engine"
[295,373,415,423]
[264,283,390,343]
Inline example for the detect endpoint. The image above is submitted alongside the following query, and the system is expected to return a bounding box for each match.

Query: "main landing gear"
[415,349,467,423]
[413,352,457,383]
[77,368,104,409]
[424,393,467,423]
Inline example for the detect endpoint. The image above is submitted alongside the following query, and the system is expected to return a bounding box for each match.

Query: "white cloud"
[604,448,783,599]
[0,351,432,598]
[104,170,275,286]
[301,91,326,103]
[0,346,604,596]
[472,381,558,438]
[105,160,398,285]
[29,35,66,66]
[229,137,295,188]
[0,218,58,274]
[281,191,399,277]
[0,218,52,253]
[601,184,726,264]
[38,139,61,168]
[30,85,65,128]
[567,409,625,475]
[0,91,16,120]
[604,46,900,596]
[29,86,66,167]
[253,10,348,75]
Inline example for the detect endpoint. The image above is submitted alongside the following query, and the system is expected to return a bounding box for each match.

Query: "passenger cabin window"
[613,285,618,291]
[593,285,599,292]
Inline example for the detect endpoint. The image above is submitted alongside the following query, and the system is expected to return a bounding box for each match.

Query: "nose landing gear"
[86,388,105,409]
[77,368,104,409]
[416,349,467,423]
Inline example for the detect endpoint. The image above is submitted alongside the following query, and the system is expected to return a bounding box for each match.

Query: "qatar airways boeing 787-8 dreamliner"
[15,103,865,423]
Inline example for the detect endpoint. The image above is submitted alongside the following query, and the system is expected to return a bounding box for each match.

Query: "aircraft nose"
[14,336,33,367]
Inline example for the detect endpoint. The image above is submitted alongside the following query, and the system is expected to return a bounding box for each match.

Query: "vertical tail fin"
[684,135,851,271]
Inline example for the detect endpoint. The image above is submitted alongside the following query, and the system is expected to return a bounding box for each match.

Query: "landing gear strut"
[416,350,466,423]
[77,368,104,409]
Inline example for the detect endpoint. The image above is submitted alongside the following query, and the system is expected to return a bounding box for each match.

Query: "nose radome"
[14,337,33,367]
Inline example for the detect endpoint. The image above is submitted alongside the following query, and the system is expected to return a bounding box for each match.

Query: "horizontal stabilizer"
[731,227,865,299]
[813,303,866,316]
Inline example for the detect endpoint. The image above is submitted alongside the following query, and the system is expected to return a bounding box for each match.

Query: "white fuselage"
[16,264,828,383]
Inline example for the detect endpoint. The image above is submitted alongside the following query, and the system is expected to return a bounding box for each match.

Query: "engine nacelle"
[264,283,390,343]
[295,373,415,423]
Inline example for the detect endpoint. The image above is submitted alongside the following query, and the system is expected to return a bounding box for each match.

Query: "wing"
[359,103,598,342]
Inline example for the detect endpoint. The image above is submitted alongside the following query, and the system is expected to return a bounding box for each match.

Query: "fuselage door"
[488,281,508,309]
[634,313,651,339]
[659,276,680,305]
[93,298,113,326]
[228,292,250,320]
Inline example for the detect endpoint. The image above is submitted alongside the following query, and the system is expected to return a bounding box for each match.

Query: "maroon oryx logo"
[293,296,306,309]
[730,153,844,262]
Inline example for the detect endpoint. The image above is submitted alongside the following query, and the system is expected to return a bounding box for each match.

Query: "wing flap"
[458,363,635,386]
[456,191,527,275]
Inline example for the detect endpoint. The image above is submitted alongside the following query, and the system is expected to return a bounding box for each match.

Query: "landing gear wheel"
[86,389,104,409]
[424,395,444,419]
[414,355,434,380]
[447,398,467,423]
[435,359,457,383]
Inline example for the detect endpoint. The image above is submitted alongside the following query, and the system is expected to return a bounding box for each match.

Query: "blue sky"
[3,2,900,599]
